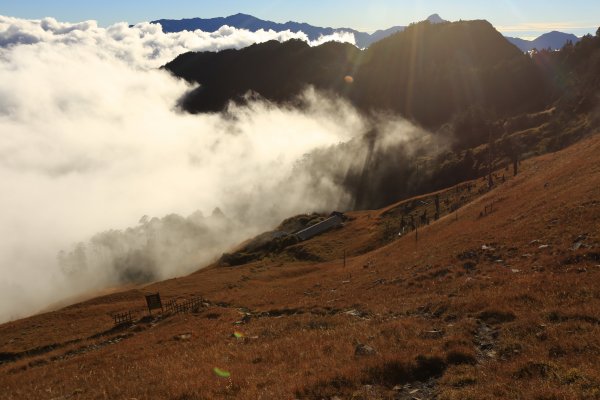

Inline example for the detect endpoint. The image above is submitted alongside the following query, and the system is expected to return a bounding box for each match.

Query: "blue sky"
[3,0,599,38]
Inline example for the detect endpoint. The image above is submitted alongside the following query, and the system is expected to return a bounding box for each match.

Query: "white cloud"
[0,15,431,324]
[0,15,362,323]
[0,15,356,69]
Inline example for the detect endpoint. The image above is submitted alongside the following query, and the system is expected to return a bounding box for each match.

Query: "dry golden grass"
[1,132,600,399]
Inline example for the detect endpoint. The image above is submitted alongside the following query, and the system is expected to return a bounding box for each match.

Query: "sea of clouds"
[0,15,429,323]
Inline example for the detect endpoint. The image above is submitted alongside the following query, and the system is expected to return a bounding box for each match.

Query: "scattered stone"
[345,309,368,318]
[539,245,550,249]
[174,333,192,341]
[234,314,251,325]
[512,269,520,273]
[421,329,444,339]
[355,343,376,356]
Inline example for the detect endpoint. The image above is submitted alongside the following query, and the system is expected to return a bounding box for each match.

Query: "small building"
[295,215,344,241]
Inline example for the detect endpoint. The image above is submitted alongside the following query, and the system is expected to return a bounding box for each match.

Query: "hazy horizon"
[2,0,598,39]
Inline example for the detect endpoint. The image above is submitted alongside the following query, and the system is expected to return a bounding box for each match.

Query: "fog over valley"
[0,16,430,323]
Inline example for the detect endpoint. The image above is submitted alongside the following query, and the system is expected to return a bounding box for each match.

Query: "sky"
[2,0,599,39]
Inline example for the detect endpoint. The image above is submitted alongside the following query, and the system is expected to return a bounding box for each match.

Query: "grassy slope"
[1,132,600,399]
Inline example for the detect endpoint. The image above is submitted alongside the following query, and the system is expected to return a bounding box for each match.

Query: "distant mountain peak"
[426,14,447,24]
[505,31,580,52]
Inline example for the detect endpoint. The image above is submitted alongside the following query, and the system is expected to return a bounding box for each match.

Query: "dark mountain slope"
[353,20,547,126]
[167,39,361,113]
[165,19,548,129]
[533,29,600,114]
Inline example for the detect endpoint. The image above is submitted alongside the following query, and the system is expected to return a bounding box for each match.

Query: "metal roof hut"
[295,214,344,241]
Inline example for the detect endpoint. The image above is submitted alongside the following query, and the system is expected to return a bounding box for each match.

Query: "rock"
[463,261,476,271]
[235,314,251,325]
[420,329,444,339]
[355,343,376,356]
[174,333,192,341]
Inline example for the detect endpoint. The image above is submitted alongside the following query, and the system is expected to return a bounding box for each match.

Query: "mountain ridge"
[151,13,447,48]
[165,19,547,130]
[506,30,580,52]
[152,12,579,51]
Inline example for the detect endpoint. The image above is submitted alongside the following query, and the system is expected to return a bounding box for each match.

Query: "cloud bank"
[0,15,363,323]
[0,15,430,324]
[0,15,356,69]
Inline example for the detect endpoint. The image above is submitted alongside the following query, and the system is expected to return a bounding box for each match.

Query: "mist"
[0,16,434,323]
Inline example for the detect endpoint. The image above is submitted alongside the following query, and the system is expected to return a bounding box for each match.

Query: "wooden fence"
[112,296,205,326]
[168,297,204,314]
[113,311,133,326]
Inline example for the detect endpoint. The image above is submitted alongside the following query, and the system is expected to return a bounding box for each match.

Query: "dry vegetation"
[1,132,600,399]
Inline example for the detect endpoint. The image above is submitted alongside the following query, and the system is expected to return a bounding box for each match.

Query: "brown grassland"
[1,132,600,399]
